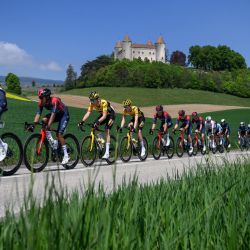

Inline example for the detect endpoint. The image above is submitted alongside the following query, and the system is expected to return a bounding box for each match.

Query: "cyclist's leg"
[42,113,56,145]
[0,108,8,160]
[102,114,115,158]
[138,116,146,156]
[187,124,193,149]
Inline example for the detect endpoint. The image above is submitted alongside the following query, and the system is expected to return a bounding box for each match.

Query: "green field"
[2,99,250,149]
[1,159,250,249]
[63,87,250,107]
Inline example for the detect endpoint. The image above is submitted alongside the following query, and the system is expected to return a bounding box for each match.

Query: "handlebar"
[79,123,104,132]
[24,122,57,132]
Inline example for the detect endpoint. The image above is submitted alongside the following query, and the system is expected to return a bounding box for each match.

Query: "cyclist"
[238,122,247,145]
[247,124,250,137]
[78,91,115,159]
[119,99,146,157]
[220,118,231,148]
[191,111,206,152]
[214,121,223,145]
[149,105,172,146]
[28,87,70,165]
[0,86,8,161]
[173,110,193,154]
[205,116,216,149]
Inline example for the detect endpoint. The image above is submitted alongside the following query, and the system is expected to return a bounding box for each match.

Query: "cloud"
[40,61,63,72]
[0,41,32,66]
[0,41,63,72]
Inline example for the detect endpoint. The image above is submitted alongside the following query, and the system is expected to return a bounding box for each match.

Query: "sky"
[0,0,249,80]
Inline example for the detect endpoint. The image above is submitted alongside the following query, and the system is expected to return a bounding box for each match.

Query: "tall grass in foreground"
[1,161,250,249]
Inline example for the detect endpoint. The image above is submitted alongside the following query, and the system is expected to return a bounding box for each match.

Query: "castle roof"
[131,44,155,49]
[123,34,132,42]
[115,41,122,48]
[147,40,153,46]
[156,36,165,44]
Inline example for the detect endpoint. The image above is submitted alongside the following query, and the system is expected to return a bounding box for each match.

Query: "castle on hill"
[114,34,166,63]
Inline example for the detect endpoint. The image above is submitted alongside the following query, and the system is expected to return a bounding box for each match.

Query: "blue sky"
[0,0,249,80]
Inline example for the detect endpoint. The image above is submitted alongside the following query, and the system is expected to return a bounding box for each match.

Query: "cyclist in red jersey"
[173,110,193,154]
[28,87,70,165]
[191,112,206,152]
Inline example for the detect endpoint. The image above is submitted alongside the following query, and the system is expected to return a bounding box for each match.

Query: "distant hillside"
[0,76,64,86]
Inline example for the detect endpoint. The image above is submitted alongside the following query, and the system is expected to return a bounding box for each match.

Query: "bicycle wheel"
[105,135,117,165]
[166,136,175,159]
[138,136,148,161]
[119,136,132,162]
[24,133,49,172]
[240,137,245,151]
[152,136,162,160]
[176,137,184,157]
[192,138,199,156]
[80,135,97,167]
[0,133,23,176]
[224,138,230,152]
[59,133,80,169]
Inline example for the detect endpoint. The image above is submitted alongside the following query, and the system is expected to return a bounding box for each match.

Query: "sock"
[140,141,144,148]
[62,145,68,157]
[105,143,110,154]
[46,131,54,142]
[0,138,4,147]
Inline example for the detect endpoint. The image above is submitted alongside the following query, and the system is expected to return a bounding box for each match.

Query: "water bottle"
[132,138,138,148]
[97,133,105,148]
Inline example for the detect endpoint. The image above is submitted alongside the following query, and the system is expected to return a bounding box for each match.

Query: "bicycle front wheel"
[166,136,175,159]
[119,136,132,162]
[192,138,199,156]
[60,133,80,169]
[176,138,184,157]
[152,137,162,160]
[80,135,97,166]
[24,134,49,172]
[0,133,23,176]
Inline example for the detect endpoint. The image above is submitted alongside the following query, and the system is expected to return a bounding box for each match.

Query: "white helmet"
[248,124,250,128]
[206,116,212,122]
[221,119,225,123]
[240,122,245,126]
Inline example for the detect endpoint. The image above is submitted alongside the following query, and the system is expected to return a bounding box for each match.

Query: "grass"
[1,159,250,249]
[63,87,250,107]
[2,99,250,150]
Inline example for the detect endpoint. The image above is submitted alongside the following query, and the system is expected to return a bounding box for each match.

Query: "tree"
[65,64,77,90]
[170,51,186,66]
[79,54,114,82]
[5,73,22,94]
[31,80,36,87]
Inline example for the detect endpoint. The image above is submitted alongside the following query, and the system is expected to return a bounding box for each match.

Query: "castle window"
[138,51,140,54]
[149,52,151,55]
[133,51,135,54]
[142,51,144,54]
[162,57,164,60]
[153,52,154,55]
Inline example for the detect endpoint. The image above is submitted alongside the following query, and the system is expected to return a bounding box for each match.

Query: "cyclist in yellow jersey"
[119,99,146,157]
[78,91,115,159]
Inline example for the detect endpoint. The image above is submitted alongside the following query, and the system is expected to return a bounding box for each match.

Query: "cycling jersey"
[205,120,216,133]
[88,99,114,115]
[123,106,144,118]
[238,125,247,136]
[247,128,250,135]
[221,122,230,135]
[37,96,66,115]
[153,111,172,125]
[176,115,192,135]
[215,123,223,134]
[0,88,7,115]
[192,116,205,133]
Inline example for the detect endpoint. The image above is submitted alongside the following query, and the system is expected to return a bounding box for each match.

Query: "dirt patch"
[30,95,248,118]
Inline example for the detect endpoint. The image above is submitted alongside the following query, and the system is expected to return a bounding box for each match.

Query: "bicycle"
[192,130,206,156]
[151,129,174,160]
[239,135,249,151]
[0,118,23,176]
[220,133,230,152]
[79,123,117,166]
[24,122,79,172]
[119,127,148,162]
[175,129,193,157]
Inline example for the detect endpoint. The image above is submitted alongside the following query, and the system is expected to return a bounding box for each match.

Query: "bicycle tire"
[176,137,184,157]
[0,132,23,176]
[138,136,148,161]
[166,136,175,159]
[152,136,162,160]
[80,135,97,167]
[24,133,49,172]
[119,136,132,163]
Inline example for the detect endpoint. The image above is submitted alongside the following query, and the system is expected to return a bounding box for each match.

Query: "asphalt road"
[0,151,249,217]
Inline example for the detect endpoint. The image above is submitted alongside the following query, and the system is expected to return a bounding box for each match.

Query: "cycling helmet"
[248,124,250,128]
[156,105,163,112]
[240,122,245,126]
[192,111,198,117]
[89,91,99,100]
[123,99,132,106]
[178,110,185,116]
[38,87,51,98]
[221,119,225,123]
[206,116,212,122]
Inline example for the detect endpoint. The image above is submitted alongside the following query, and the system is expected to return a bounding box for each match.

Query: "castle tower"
[155,36,166,63]
[122,34,132,60]
[114,41,122,60]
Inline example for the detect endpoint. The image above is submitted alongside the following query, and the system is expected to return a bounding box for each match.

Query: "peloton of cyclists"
[149,105,173,146]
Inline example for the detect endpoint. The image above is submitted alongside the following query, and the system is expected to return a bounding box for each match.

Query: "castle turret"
[122,34,132,59]
[155,36,166,63]
[114,41,122,60]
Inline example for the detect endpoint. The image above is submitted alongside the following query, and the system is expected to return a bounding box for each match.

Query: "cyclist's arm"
[134,114,138,130]
[120,115,126,128]
[152,116,157,130]
[82,111,91,122]
[34,114,40,123]
[48,112,56,128]
[98,111,107,123]
[34,104,43,123]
